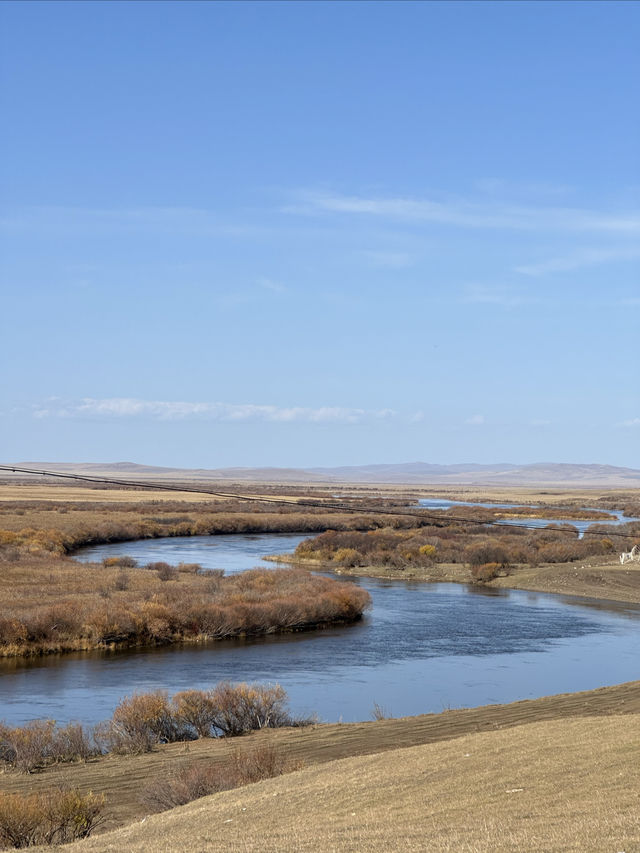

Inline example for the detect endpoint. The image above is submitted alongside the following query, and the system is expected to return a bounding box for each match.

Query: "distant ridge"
[5,460,640,487]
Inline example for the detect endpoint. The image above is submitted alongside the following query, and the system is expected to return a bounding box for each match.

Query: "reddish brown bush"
[140,742,302,812]
[97,691,180,754]
[207,682,292,736]
[471,563,503,582]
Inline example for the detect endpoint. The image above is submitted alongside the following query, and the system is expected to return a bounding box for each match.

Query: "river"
[0,530,638,727]
[417,498,637,537]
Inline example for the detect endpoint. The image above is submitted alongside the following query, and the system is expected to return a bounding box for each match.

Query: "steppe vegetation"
[0,683,306,774]
[293,511,640,577]
[1,681,637,851]
[0,788,104,848]
[1,482,639,850]
[0,556,370,658]
[0,482,639,656]
[52,713,639,853]
[0,683,305,847]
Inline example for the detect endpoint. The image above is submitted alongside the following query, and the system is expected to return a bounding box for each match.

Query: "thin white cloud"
[0,205,261,239]
[619,418,640,427]
[257,277,286,294]
[361,250,415,269]
[515,247,640,277]
[474,178,574,198]
[466,414,485,426]
[459,284,532,307]
[286,191,640,235]
[32,398,397,425]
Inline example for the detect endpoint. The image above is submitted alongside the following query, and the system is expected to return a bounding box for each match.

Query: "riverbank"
[0,555,370,659]
[271,553,640,606]
[2,679,638,846]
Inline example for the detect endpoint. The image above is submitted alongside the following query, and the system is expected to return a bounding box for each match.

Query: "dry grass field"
[28,710,640,852]
[1,680,638,844]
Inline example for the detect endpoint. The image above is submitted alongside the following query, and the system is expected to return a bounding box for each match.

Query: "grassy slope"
[45,713,640,853]
[5,680,639,836]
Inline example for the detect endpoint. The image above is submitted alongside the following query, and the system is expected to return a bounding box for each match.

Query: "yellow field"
[33,711,640,852]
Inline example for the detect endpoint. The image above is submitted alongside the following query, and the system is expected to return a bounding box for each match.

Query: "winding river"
[0,530,639,727]
[417,498,637,537]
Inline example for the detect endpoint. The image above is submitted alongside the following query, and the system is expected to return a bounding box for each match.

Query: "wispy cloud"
[32,398,396,424]
[257,277,286,294]
[0,205,261,239]
[360,250,415,269]
[474,178,574,198]
[465,414,485,426]
[619,418,640,427]
[286,191,640,235]
[459,284,532,307]
[515,247,640,277]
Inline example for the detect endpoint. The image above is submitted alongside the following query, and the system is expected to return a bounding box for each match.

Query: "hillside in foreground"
[45,712,640,853]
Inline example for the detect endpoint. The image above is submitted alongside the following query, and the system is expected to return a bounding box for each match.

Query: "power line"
[0,464,637,540]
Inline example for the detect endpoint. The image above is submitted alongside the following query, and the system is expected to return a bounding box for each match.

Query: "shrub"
[113,570,129,591]
[0,720,96,772]
[332,548,362,568]
[0,788,104,847]
[418,544,437,558]
[1,720,56,773]
[140,743,302,812]
[471,562,502,582]
[145,561,178,581]
[208,682,291,736]
[102,555,137,568]
[177,562,202,574]
[172,690,219,738]
[464,541,510,568]
[98,691,180,754]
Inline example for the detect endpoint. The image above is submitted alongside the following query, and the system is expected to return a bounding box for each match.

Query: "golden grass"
[3,679,637,836]
[40,713,640,852]
[0,485,223,503]
[0,554,370,657]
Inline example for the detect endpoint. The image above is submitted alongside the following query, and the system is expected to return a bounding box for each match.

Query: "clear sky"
[1,0,638,469]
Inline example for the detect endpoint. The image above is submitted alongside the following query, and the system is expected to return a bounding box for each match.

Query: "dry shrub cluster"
[295,517,633,574]
[0,684,309,775]
[141,742,303,812]
[0,563,371,658]
[0,788,104,848]
[0,721,96,773]
[470,563,505,582]
[0,497,390,556]
[96,683,309,755]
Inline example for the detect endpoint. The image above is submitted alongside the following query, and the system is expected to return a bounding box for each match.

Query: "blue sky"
[1,0,638,469]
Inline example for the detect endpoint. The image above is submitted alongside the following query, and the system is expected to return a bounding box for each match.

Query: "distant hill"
[5,460,640,487]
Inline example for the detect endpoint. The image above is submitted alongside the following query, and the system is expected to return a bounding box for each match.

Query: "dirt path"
[2,680,639,835]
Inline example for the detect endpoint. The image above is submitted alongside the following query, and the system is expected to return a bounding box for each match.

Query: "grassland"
[1,680,634,851]
[61,714,639,853]
[0,479,639,851]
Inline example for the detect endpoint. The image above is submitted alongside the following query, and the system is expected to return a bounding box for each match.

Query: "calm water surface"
[417,498,638,537]
[0,533,638,726]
